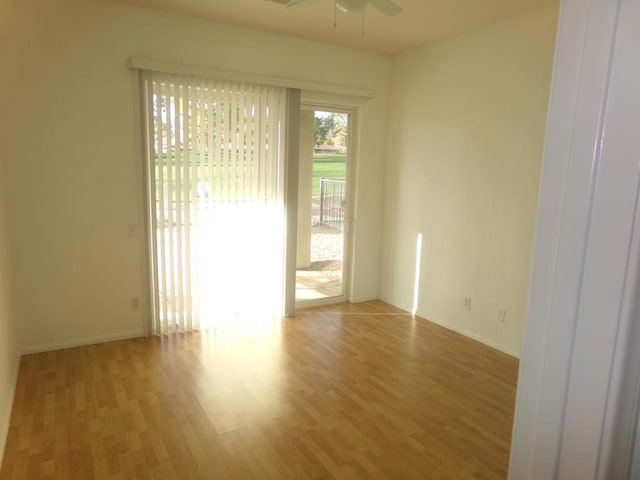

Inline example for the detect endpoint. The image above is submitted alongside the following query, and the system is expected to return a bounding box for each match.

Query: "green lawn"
[312,153,346,197]
[153,152,347,198]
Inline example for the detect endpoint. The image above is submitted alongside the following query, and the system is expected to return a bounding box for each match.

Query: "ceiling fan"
[268,0,402,17]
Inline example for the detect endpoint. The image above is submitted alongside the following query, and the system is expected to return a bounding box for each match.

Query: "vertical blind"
[141,71,287,334]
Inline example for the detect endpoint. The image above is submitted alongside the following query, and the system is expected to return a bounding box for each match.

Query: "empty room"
[2,0,639,478]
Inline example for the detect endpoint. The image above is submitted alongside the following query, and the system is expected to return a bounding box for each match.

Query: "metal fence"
[319,178,346,227]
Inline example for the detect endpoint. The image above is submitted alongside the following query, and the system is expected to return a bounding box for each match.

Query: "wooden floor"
[0,301,519,479]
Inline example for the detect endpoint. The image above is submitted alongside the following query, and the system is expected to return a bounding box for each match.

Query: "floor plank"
[0,301,518,479]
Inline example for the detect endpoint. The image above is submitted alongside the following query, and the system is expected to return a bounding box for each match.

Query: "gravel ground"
[309,223,344,273]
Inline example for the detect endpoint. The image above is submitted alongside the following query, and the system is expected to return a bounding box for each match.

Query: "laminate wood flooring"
[0,301,519,479]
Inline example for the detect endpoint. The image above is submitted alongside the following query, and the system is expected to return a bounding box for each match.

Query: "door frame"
[294,102,357,309]
[509,0,640,477]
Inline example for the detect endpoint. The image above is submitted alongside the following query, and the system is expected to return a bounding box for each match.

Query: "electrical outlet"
[464,297,471,310]
[498,309,506,323]
[131,297,140,310]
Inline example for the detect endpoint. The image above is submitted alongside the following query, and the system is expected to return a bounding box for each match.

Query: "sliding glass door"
[141,72,287,334]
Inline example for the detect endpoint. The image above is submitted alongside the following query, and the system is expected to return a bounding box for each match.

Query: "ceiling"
[102,0,558,55]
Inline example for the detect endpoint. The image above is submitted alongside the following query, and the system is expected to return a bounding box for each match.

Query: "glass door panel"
[296,109,350,303]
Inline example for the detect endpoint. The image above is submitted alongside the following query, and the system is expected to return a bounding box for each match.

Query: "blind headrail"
[128,57,375,99]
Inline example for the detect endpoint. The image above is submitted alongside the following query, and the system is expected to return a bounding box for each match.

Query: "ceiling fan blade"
[286,0,317,8]
[367,0,402,16]
[336,0,367,14]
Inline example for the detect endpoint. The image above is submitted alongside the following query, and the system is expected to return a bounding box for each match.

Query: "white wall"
[0,139,19,469]
[2,0,557,359]
[3,0,390,352]
[380,6,558,356]
[0,0,25,464]
[0,156,19,467]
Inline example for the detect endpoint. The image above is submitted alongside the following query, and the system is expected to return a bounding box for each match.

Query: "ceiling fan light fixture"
[281,0,402,19]
[335,0,366,15]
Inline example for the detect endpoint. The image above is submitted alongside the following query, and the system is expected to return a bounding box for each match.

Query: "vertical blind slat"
[257,85,267,202]
[226,84,232,201]
[175,83,184,330]
[209,82,218,206]
[183,84,193,331]
[156,81,168,334]
[167,81,177,330]
[145,72,161,334]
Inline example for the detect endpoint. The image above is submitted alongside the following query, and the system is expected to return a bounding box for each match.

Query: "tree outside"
[314,112,347,147]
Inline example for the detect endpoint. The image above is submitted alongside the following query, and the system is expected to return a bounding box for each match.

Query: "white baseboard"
[416,310,520,358]
[0,354,20,468]
[379,296,520,358]
[378,296,414,315]
[22,329,146,355]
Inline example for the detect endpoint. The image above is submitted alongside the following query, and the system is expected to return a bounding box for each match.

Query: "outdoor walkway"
[295,223,343,301]
[296,270,342,300]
